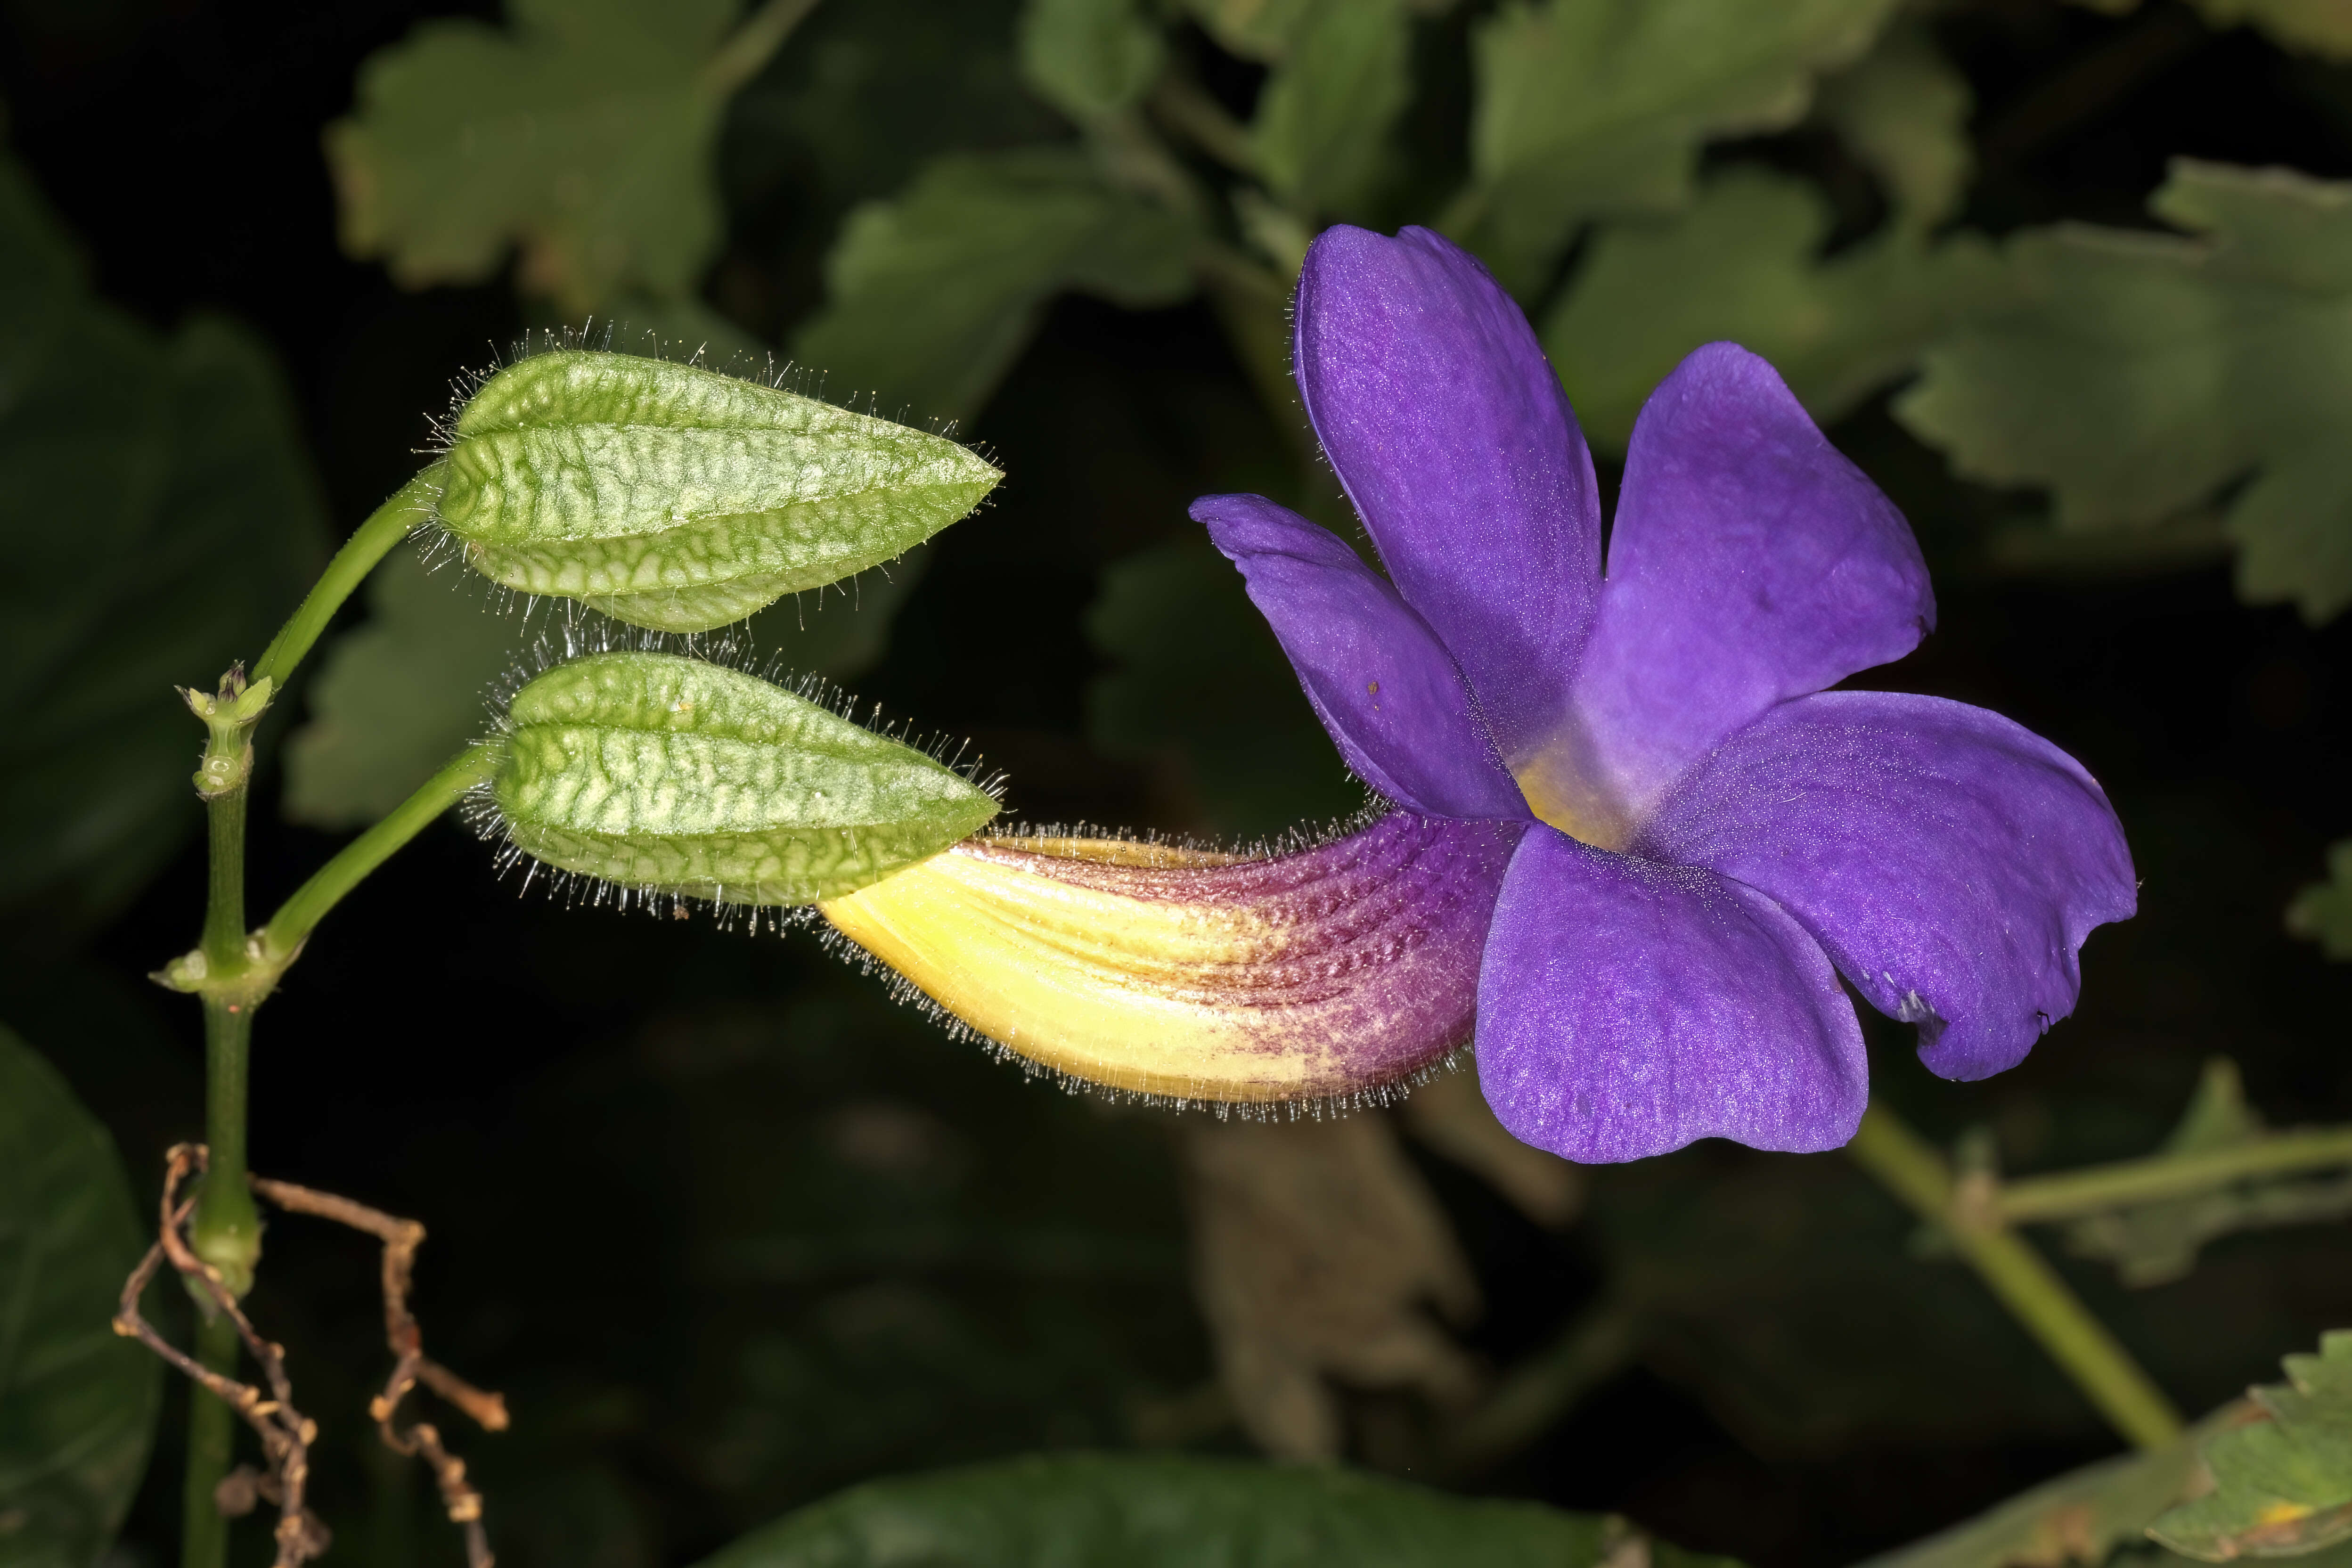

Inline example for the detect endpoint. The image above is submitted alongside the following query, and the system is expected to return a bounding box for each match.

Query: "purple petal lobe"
[1476,826,1867,1162]
[1295,225,1601,763]
[1547,344,1935,835]
[1195,493,1529,821]
[1637,690,2137,1082]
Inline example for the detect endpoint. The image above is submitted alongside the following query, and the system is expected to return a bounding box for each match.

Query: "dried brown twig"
[114,1144,506,1568]
[252,1174,505,1567]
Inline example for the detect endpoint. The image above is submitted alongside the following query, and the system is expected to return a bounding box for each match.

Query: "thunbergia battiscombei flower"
[820,225,2137,1162]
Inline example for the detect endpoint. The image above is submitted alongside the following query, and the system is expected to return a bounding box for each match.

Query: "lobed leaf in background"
[1898,159,2352,625]
[2131,0,2352,62]
[1544,168,2000,449]
[2288,840,2352,959]
[1018,0,1163,124]
[0,152,327,932]
[694,1452,1744,1568]
[2150,1330,2352,1559]
[1544,20,1997,448]
[1452,0,1903,298]
[326,0,811,317]
[1815,20,1973,233]
[1176,0,1319,62]
[791,148,1196,425]
[720,0,1061,287]
[1855,1403,2231,1568]
[1249,0,1417,221]
[1085,536,1364,839]
[0,1024,161,1568]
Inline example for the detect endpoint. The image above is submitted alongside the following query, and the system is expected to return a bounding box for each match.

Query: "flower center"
[1511,746,1633,853]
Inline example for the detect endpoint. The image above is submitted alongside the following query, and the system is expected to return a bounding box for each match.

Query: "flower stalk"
[253,470,441,689]
[259,742,504,968]
[1846,1103,2186,1451]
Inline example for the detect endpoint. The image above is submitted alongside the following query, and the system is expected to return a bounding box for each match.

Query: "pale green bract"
[437,351,1001,634]
[491,652,999,904]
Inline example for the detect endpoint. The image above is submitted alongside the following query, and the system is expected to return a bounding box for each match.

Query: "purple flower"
[1187,225,2137,1162]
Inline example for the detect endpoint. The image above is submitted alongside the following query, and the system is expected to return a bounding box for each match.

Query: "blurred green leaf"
[1815,18,1973,230]
[586,985,1202,1525]
[792,147,1196,423]
[1019,0,1164,122]
[694,1452,1742,1568]
[2288,840,2352,959]
[0,156,327,929]
[2194,0,2352,62]
[0,1022,161,1568]
[1177,0,1319,60]
[284,543,927,828]
[1085,536,1364,841]
[2153,1331,2352,1559]
[2062,1060,2352,1288]
[1858,1404,2228,1568]
[327,0,805,314]
[723,0,1057,233]
[1544,168,1998,449]
[1457,0,1902,294]
[1251,0,1414,219]
[1897,159,2352,624]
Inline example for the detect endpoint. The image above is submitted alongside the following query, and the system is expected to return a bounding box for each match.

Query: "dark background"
[7,1,2352,1564]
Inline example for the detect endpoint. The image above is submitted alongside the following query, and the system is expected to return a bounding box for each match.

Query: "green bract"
[492,652,999,904]
[437,351,1002,633]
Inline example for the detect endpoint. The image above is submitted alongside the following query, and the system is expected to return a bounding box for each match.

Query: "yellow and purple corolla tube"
[817,815,1522,1103]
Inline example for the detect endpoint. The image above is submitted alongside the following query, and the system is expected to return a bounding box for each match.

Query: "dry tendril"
[113,1144,507,1568]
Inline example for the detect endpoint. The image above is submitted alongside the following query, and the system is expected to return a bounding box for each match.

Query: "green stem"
[180,1311,241,1568]
[185,784,261,1568]
[190,784,264,1294]
[1999,1127,2352,1223]
[199,782,247,971]
[259,742,504,966]
[1847,1103,2186,1451]
[252,469,441,690]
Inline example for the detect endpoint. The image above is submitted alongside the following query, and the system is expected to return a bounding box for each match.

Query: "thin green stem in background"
[252,468,441,690]
[259,741,504,966]
[1846,1103,2186,1452]
[180,1310,242,1568]
[1998,1127,2352,1223]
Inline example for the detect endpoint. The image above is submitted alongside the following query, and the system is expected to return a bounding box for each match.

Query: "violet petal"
[1562,343,1935,826]
[1476,825,1868,1161]
[1295,225,1601,762]
[1637,689,2138,1081]
[1195,493,1530,821]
